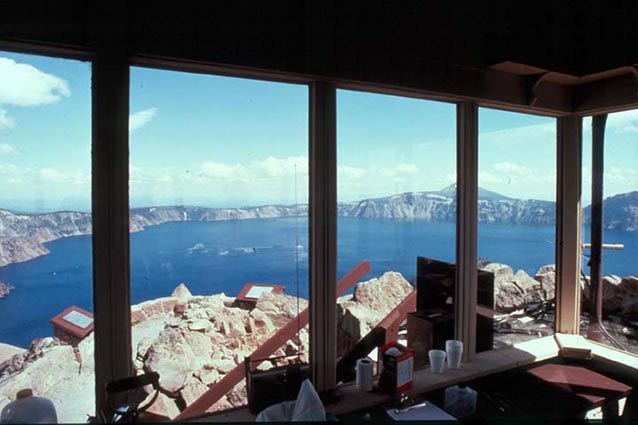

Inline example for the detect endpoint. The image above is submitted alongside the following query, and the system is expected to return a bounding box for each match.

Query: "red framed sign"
[236,283,285,303]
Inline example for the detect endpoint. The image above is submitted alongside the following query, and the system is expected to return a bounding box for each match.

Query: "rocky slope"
[0,272,413,422]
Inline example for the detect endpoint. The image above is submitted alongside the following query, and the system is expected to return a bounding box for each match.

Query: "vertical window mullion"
[92,45,132,414]
[555,116,583,334]
[456,101,478,361]
[309,82,337,391]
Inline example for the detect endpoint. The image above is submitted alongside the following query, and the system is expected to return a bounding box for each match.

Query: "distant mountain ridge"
[582,191,638,232]
[0,186,636,267]
[338,184,552,224]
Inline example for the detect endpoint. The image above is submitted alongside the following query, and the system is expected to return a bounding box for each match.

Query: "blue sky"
[0,51,636,212]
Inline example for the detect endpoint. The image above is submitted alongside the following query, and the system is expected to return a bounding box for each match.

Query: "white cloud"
[0,143,18,154]
[379,163,418,177]
[478,170,499,184]
[0,58,70,106]
[604,166,638,184]
[338,165,366,180]
[200,160,248,181]
[129,107,158,132]
[492,161,537,180]
[609,109,638,134]
[255,156,306,178]
[583,109,638,134]
[35,167,88,184]
[0,163,88,185]
[0,109,14,130]
[480,122,555,146]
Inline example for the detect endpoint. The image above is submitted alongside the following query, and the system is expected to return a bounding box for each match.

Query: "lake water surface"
[0,217,635,347]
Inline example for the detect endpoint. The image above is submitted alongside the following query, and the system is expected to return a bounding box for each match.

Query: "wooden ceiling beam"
[572,72,638,115]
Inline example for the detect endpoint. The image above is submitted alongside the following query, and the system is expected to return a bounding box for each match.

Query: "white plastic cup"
[428,349,446,373]
[356,358,374,391]
[445,339,463,369]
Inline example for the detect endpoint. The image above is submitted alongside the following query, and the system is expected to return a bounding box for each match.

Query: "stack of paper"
[387,402,457,422]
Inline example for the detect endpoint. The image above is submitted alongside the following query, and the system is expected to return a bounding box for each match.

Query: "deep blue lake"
[0,217,635,348]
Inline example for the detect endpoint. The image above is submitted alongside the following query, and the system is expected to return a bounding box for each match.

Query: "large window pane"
[581,110,638,354]
[336,89,456,378]
[0,52,93,422]
[478,108,556,349]
[129,67,308,418]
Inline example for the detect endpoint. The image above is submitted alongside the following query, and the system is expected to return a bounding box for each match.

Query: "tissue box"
[378,342,415,393]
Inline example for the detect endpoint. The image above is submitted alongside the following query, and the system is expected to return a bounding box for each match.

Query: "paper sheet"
[386,402,457,422]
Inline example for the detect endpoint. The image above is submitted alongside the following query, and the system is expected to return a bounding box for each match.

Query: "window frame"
[4,39,637,418]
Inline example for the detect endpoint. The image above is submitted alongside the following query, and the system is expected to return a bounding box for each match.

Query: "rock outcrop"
[581,275,638,315]
[336,272,414,356]
[0,273,415,422]
[482,263,555,313]
[0,337,94,424]
[0,282,13,298]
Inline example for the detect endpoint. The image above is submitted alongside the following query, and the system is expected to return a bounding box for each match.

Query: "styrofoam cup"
[445,339,463,369]
[429,349,446,373]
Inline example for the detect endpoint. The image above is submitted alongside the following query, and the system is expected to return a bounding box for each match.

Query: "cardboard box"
[378,342,415,393]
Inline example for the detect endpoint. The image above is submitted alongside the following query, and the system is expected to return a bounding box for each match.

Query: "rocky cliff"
[583,191,638,232]
[1,187,636,267]
[339,185,556,225]
[0,205,307,267]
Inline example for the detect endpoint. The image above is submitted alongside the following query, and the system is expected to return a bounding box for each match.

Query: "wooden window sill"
[188,335,560,422]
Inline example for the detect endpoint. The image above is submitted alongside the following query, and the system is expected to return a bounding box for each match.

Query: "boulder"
[145,392,180,420]
[198,368,221,386]
[601,275,624,312]
[335,271,413,357]
[494,280,525,312]
[618,276,638,314]
[143,328,200,396]
[339,304,384,342]
[180,378,209,406]
[619,276,638,297]
[352,272,413,311]
[0,343,26,365]
[481,263,514,283]
[189,319,212,332]
[215,358,236,374]
[534,269,556,300]
[172,283,193,299]
[226,382,247,407]
[136,337,153,361]
[173,301,187,316]
[248,309,274,335]
[512,270,544,305]
[207,397,234,413]
[536,264,555,274]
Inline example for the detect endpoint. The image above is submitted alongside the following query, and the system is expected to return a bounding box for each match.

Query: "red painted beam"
[175,260,371,420]
[378,290,417,344]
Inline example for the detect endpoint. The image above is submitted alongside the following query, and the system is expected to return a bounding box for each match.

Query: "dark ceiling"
[1,0,637,78]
